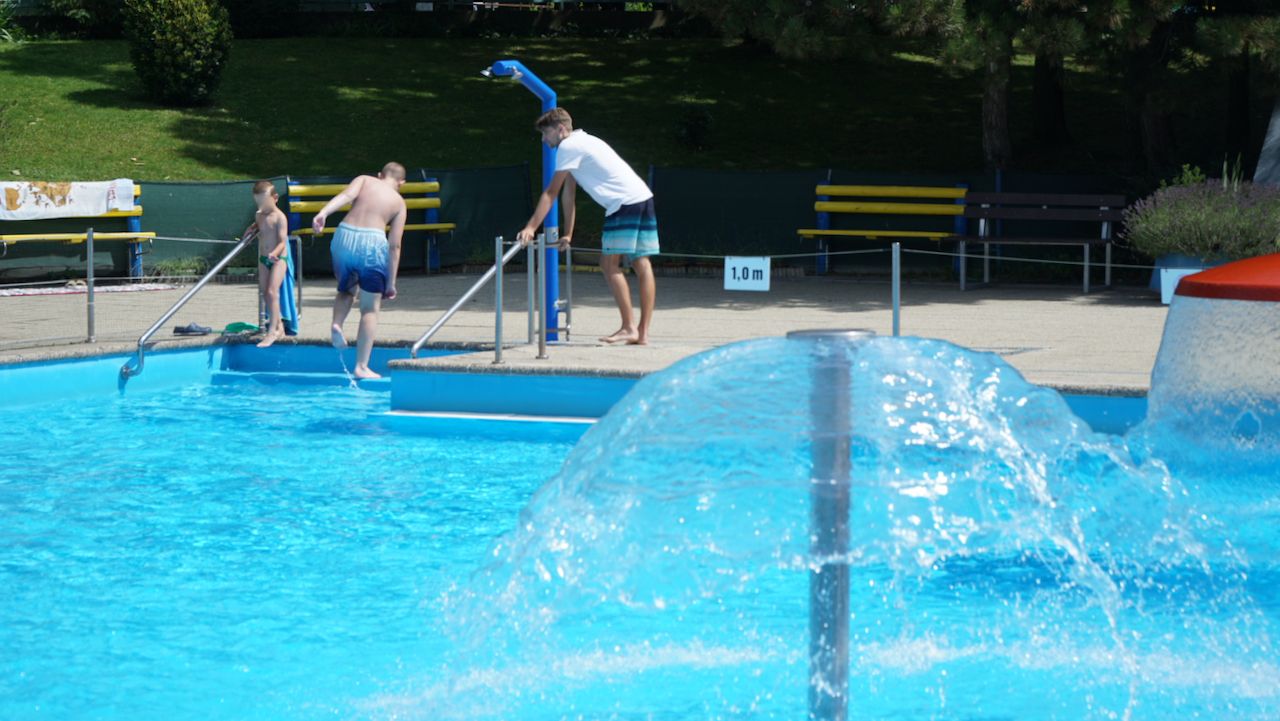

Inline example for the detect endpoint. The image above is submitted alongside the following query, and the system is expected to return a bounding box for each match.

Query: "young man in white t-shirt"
[516,108,658,345]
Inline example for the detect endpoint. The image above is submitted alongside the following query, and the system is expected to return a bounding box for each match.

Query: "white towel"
[0,179,135,221]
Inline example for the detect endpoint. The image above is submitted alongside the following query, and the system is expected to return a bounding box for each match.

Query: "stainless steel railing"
[119,234,255,379]
[410,236,529,358]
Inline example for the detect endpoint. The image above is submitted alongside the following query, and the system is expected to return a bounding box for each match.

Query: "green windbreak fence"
[649,167,828,261]
[2,165,1133,282]
[0,213,135,282]
[0,165,530,282]
[286,164,531,277]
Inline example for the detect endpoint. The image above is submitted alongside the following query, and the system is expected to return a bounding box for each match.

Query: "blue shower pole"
[487,59,561,341]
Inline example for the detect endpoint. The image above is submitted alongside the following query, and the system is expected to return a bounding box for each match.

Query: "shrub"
[150,256,209,278]
[0,0,22,43]
[1123,178,1280,261]
[42,0,122,37]
[122,0,232,107]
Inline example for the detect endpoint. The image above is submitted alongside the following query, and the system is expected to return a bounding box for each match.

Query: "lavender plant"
[1123,175,1280,261]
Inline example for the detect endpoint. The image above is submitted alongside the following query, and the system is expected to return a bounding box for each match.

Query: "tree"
[1195,4,1280,163]
[674,0,881,60]
[1021,1,1087,149]
[679,0,1024,169]
[1082,0,1192,174]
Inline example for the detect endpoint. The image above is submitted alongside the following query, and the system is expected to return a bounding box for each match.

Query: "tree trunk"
[1123,23,1177,176]
[1225,49,1251,163]
[1139,90,1176,174]
[982,36,1013,170]
[1033,49,1071,148]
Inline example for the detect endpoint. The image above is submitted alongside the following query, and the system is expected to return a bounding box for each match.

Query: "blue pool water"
[2,339,1277,721]
[0,374,575,721]
[406,337,1279,721]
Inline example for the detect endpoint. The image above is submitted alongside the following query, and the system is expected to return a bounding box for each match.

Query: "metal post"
[563,242,572,341]
[86,227,96,343]
[291,235,304,314]
[1083,245,1091,294]
[494,235,505,365]
[545,226,560,341]
[537,232,548,359]
[527,239,536,345]
[787,329,874,721]
[891,242,900,337]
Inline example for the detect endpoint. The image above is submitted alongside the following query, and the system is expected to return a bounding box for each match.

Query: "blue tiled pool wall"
[390,371,635,418]
[0,346,1148,433]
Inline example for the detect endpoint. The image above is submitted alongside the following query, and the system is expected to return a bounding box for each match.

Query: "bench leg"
[128,242,144,280]
[816,238,829,275]
[983,243,990,285]
[1105,243,1112,288]
[959,241,967,291]
[1083,245,1091,294]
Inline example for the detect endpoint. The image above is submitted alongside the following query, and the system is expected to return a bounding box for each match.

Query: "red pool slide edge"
[1175,253,1280,302]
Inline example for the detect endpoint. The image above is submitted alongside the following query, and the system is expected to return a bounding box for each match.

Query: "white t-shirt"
[554,129,653,216]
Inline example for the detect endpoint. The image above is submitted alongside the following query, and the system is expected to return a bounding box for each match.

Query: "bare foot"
[353,366,382,380]
[599,328,639,344]
[255,330,282,348]
[330,324,347,350]
[627,336,649,346]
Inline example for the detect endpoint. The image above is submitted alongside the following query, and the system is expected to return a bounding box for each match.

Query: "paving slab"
[0,271,1168,393]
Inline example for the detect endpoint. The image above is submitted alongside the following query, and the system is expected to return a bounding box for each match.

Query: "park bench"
[286,173,456,273]
[797,184,968,275]
[0,183,155,278]
[957,192,1125,293]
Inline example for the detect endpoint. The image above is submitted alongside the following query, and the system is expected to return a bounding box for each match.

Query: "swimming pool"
[2,340,1275,720]
[0,350,575,721]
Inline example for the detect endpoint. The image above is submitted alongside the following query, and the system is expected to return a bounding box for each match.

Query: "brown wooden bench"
[958,192,1125,292]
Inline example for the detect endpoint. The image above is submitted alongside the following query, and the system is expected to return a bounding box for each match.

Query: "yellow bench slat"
[100,207,144,217]
[293,223,456,236]
[289,197,441,213]
[815,201,964,216]
[797,229,954,240]
[816,185,967,199]
[287,181,440,196]
[0,232,155,243]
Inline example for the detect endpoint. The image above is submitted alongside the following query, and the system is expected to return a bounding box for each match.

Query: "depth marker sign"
[724,256,771,292]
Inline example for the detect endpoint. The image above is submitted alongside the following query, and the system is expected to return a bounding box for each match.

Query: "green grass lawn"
[0,37,1261,185]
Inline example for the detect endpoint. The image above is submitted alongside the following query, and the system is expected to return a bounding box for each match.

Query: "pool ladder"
[410,233,571,362]
[120,234,257,379]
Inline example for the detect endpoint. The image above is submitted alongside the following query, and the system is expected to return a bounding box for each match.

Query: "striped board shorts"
[331,222,390,295]
[601,198,659,261]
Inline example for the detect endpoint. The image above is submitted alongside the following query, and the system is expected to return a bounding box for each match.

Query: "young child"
[242,180,298,348]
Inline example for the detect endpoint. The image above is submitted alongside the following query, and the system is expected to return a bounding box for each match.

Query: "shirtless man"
[311,162,407,379]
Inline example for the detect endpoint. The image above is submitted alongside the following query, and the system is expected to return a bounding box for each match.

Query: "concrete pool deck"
[0,270,1168,393]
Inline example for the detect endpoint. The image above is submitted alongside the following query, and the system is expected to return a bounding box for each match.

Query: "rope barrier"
[0,275,216,291]
[900,247,1158,271]
[567,246,889,261]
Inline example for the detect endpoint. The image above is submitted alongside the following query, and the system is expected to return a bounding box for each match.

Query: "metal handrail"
[120,234,255,379]
[410,238,527,358]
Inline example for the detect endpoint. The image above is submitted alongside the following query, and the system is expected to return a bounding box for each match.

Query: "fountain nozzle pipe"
[788,329,874,721]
